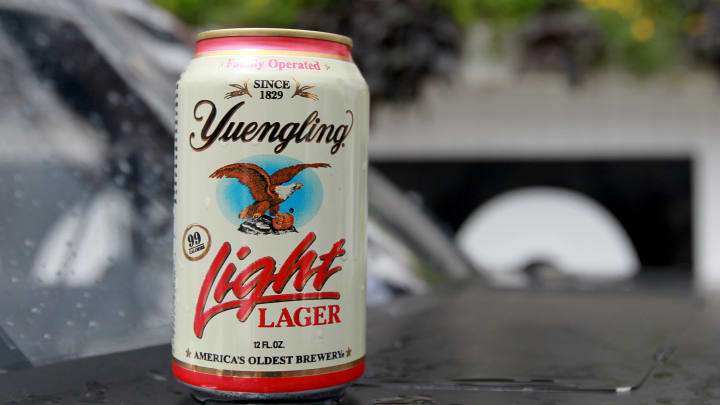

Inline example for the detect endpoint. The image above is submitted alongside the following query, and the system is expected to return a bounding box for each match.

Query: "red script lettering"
[193,232,345,338]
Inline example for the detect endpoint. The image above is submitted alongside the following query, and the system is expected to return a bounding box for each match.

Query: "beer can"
[171,28,368,401]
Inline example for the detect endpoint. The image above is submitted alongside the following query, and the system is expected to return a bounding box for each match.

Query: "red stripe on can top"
[195,36,353,60]
[172,358,365,393]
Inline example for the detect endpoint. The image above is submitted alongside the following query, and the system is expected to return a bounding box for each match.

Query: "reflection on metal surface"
[373,395,437,404]
[192,49,351,61]
[31,189,133,287]
[368,169,475,280]
[363,279,695,394]
[367,220,429,302]
[359,346,676,394]
[195,28,353,47]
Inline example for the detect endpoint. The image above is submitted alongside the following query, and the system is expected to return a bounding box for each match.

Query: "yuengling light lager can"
[171,28,368,402]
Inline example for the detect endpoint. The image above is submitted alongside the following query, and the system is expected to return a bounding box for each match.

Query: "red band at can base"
[172,358,365,393]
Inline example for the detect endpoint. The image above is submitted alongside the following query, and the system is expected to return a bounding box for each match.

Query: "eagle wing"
[209,163,275,201]
[269,163,331,185]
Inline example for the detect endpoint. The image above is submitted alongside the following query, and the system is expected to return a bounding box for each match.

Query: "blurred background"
[0,0,718,373]
[150,0,716,286]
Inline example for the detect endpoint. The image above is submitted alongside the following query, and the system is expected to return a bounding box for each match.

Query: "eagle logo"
[210,161,330,234]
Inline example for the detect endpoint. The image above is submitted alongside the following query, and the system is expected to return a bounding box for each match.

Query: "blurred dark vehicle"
[0,0,472,371]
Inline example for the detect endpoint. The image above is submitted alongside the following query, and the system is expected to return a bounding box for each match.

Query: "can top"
[196,28,353,48]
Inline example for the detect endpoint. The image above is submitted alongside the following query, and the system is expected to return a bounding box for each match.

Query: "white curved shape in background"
[456,187,640,280]
[31,188,132,287]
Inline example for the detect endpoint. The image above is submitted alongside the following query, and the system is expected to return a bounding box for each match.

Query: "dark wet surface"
[1,279,718,404]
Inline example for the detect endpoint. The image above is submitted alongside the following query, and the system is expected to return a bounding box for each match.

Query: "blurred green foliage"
[439,0,542,27]
[439,0,688,74]
[153,0,701,75]
[152,0,331,28]
[578,0,687,74]
[436,0,543,53]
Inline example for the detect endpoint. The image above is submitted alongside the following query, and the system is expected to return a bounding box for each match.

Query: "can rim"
[196,28,353,48]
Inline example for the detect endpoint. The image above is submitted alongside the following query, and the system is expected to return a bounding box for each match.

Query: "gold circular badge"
[181,224,211,261]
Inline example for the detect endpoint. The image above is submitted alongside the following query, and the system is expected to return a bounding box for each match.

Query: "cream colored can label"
[172,54,368,374]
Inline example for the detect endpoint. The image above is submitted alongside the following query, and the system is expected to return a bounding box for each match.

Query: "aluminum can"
[171,28,368,401]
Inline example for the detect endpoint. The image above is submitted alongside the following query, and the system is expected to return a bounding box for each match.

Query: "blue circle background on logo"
[215,154,324,229]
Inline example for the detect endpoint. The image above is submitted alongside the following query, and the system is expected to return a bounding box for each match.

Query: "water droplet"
[374,396,437,405]
[107,91,121,106]
[117,310,126,318]
[83,380,107,402]
[31,199,40,207]
[0,369,7,374]
[10,277,19,283]
[34,33,49,47]
[88,112,104,129]
[13,190,24,199]
[5,319,14,327]
[24,239,35,248]
[83,292,92,299]
[75,302,84,309]
[30,307,41,314]
[113,174,126,186]
[118,160,132,174]
[88,320,98,328]
[43,333,52,340]
[61,59,74,72]
[146,369,168,381]
[120,120,133,134]
[66,320,76,326]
